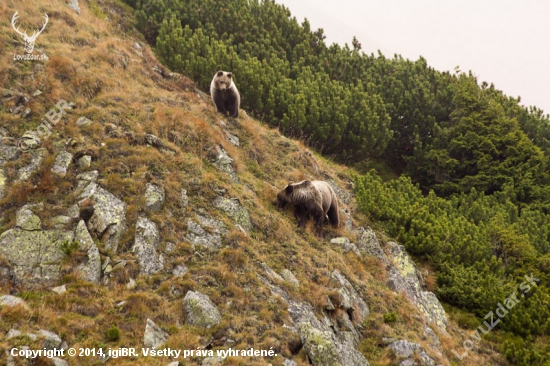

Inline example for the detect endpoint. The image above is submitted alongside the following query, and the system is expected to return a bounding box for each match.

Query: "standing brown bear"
[210,70,240,118]
[275,180,339,237]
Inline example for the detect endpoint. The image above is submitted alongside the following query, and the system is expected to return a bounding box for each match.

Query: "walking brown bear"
[275,180,339,236]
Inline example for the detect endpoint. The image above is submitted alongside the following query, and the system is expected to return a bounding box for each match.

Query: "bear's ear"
[303,180,312,186]
[285,185,294,194]
[217,71,224,76]
[227,72,233,78]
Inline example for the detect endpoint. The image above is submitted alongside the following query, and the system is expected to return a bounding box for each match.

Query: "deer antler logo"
[11,11,49,54]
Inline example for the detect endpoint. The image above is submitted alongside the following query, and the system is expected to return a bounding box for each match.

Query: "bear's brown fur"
[275,180,339,236]
[210,70,240,117]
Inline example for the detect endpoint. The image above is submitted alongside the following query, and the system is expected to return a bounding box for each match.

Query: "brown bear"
[210,70,240,118]
[275,180,339,236]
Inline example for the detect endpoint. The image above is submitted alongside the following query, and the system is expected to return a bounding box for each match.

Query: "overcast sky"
[276,0,550,115]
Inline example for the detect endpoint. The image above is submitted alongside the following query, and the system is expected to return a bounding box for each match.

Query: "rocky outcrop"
[143,318,169,348]
[144,183,165,212]
[16,148,45,181]
[330,237,361,256]
[259,272,370,366]
[212,196,252,231]
[133,216,164,275]
[51,151,73,177]
[0,206,74,286]
[183,291,221,328]
[0,295,29,309]
[74,220,101,283]
[387,242,448,331]
[186,212,227,250]
[388,340,437,366]
[211,145,238,182]
[355,227,388,264]
[78,181,127,253]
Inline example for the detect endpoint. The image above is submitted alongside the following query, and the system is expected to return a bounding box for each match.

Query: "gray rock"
[144,319,169,348]
[331,271,369,321]
[224,130,240,146]
[283,360,297,366]
[7,329,23,339]
[38,329,62,349]
[186,213,227,250]
[0,295,29,309]
[340,208,353,231]
[0,145,21,162]
[183,291,221,328]
[212,145,238,182]
[173,264,188,277]
[77,170,98,182]
[52,358,68,366]
[21,108,31,119]
[330,237,361,256]
[52,216,71,229]
[133,216,163,275]
[126,278,137,290]
[16,206,41,231]
[212,197,252,231]
[51,285,66,294]
[67,0,81,14]
[281,269,299,288]
[76,116,92,126]
[389,340,436,366]
[387,242,448,331]
[325,178,351,205]
[259,275,370,366]
[16,148,45,181]
[261,262,284,282]
[74,220,101,283]
[0,227,74,285]
[355,227,387,263]
[32,90,43,96]
[51,151,73,177]
[79,182,127,252]
[77,155,91,169]
[167,362,180,366]
[144,183,165,212]
[202,356,225,365]
[181,189,189,207]
[423,326,442,351]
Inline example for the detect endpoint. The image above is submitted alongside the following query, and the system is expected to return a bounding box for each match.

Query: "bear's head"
[274,181,312,208]
[213,71,233,91]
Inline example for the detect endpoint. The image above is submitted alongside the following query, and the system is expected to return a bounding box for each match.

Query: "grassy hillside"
[0,0,535,365]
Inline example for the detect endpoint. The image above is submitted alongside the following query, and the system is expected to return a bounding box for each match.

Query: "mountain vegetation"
[122,0,550,364]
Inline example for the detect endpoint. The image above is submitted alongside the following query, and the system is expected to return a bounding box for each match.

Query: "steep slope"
[0,1,507,365]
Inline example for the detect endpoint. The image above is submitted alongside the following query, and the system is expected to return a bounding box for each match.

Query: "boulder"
[16,205,42,231]
[51,151,73,177]
[0,227,74,286]
[387,242,448,331]
[133,216,164,275]
[183,291,221,328]
[144,183,165,212]
[212,197,252,231]
[186,213,227,250]
[16,148,45,181]
[0,295,29,310]
[355,227,388,264]
[143,318,169,348]
[212,145,238,182]
[330,237,361,256]
[74,220,101,283]
[79,182,127,252]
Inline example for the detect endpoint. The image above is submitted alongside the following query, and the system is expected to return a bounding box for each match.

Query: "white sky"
[276,0,550,115]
